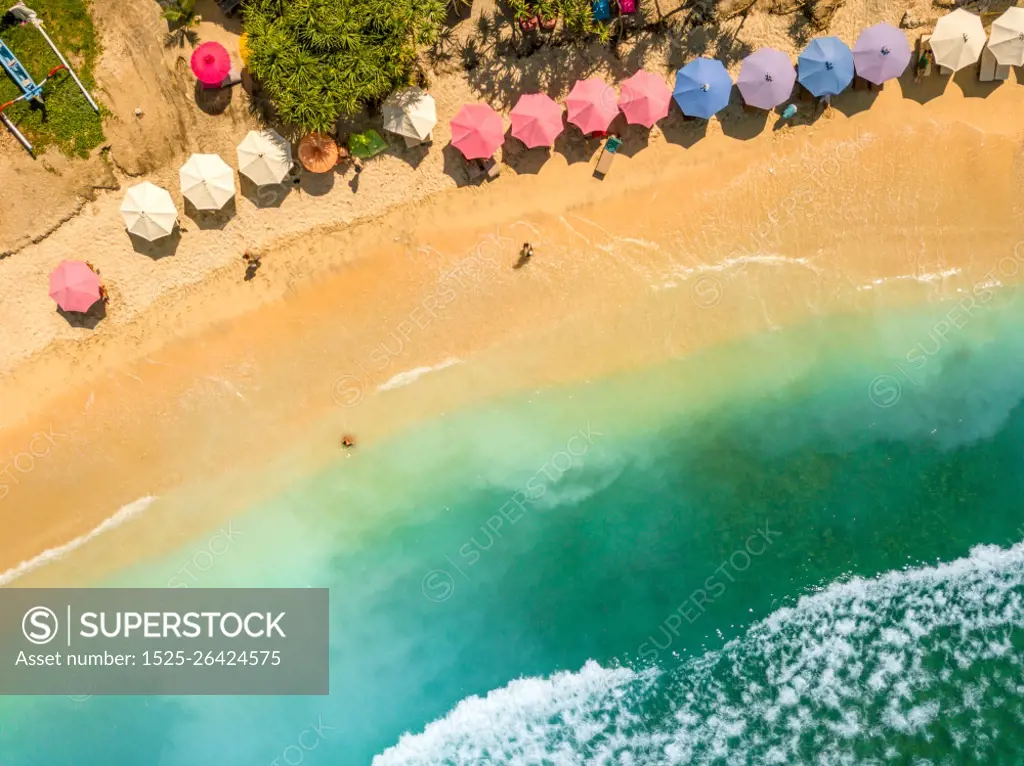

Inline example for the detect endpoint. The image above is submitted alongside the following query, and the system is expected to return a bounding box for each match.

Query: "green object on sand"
[348,129,388,159]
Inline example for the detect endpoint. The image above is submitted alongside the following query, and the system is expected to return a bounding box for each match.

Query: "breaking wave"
[374,540,1024,765]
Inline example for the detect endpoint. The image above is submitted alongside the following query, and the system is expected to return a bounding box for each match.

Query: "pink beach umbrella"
[450,103,505,159]
[566,78,619,135]
[510,93,564,148]
[191,41,231,86]
[618,70,671,127]
[49,260,101,313]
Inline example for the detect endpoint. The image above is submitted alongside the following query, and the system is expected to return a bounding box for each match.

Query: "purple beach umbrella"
[853,23,912,85]
[737,48,796,110]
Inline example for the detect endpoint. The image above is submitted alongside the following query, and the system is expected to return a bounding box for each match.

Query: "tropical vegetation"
[0,0,103,156]
[244,0,447,133]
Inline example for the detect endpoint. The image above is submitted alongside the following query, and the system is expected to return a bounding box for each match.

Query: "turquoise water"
[4,287,1024,764]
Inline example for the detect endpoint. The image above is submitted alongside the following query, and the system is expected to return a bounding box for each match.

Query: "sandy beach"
[4,0,1024,587]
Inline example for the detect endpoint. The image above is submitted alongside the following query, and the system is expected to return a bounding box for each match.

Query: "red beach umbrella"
[191,41,231,86]
[450,103,505,160]
[510,93,564,148]
[618,70,671,128]
[49,260,101,313]
[566,78,618,135]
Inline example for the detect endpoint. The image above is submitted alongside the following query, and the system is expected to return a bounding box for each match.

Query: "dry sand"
[3,0,1024,585]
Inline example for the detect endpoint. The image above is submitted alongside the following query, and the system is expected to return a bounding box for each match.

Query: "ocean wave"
[374,541,1024,765]
[378,359,461,392]
[0,495,157,586]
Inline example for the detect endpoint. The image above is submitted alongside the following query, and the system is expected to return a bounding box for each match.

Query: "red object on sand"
[49,260,101,313]
[510,93,564,148]
[191,41,232,86]
[450,103,505,160]
[566,78,619,135]
[620,0,637,11]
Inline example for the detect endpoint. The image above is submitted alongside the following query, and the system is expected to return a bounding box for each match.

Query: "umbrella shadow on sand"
[441,143,478,188]
[57,300,106,330]
[500,135,550,175]
[194,82,233,116]
[615,122,652,159]
[719,103,769,141]
[128,228,182,259]
[239,176,293,209]
[832,81,879,118]
[952,67,1003,99]
[554,128,601,165]
[390,142,431,170]
[900,71,949,105]
[184,198,236,231]
[298,170,335,197]
[661,111,709,148]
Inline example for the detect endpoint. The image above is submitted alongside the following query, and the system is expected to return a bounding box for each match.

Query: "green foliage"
[0,0,104,157]
[555,0,595,36]
[162,0,200,27]
[244,0,446,133]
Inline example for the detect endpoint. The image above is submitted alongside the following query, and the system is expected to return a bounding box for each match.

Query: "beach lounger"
[917,36,934,78]
[484,158,501,181]
[979,46,996,82]
[219,66,242,88]
[467,157,500,182]
[592,0,612,21]
[594,136,622,178]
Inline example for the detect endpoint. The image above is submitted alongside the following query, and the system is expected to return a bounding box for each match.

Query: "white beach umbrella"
[179,153,235,210]
[237,129,293,186]
[382,87,437,141]
[930,9,986,72]
[120,182,177,241]
[988,7,1024,66]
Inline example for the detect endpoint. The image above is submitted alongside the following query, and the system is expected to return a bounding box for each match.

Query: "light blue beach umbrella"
[798,37,854,97]
[673,58,733,119]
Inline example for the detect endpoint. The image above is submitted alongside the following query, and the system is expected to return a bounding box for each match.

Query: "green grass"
[0,0,104,157]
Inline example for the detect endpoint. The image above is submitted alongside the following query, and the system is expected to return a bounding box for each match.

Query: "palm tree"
[245,0,446,133]
[162,0,201,48]
[162,0,201,28]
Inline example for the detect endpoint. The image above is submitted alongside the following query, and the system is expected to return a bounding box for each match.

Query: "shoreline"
[4,82,1024,587]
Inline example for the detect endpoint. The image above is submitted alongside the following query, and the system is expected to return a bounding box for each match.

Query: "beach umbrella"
[349,129,389,160]
[988,7,1024,67]
[120,182,177,241]
[298,133,339,173]
[673,58,733,119]
[179,154,235,210]
[49,260,101,313]
[798,37,854,97]
[190,41,231,86]
[737,48,796,110]
[930,9,985,71]
[450,103,505,159]
[853,23,912,84]
[566,78,619,134]
[510,93,564,148]
[382,87,437,142]
[618,70,671,127]
[237,129,293,186]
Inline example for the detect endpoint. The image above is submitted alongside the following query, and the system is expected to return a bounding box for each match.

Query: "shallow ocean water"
[3,286,1024,765]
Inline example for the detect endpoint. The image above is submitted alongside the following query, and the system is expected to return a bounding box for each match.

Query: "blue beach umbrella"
[798,37,854,97]
[673,58,733,119]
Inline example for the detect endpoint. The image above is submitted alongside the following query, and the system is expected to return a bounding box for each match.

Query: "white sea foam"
[0,495,157,586]
[377,359,460,392]
[374,541,1024,765]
